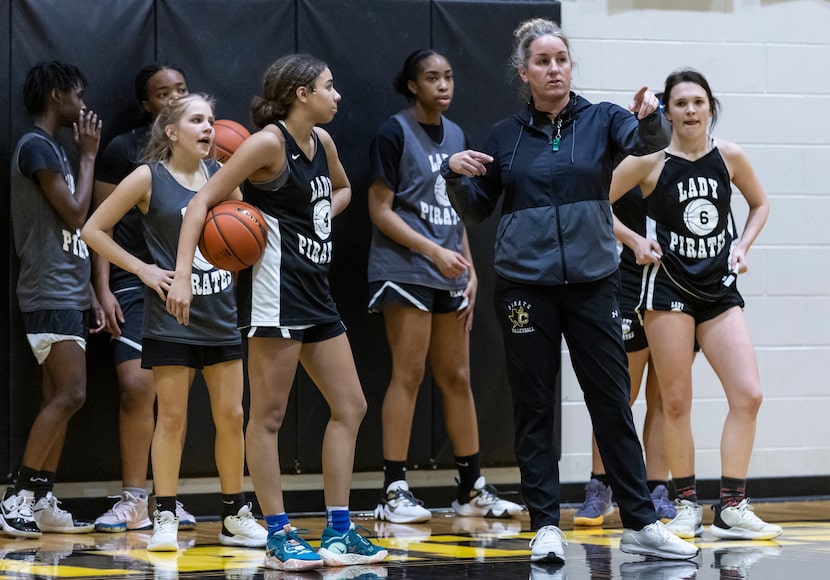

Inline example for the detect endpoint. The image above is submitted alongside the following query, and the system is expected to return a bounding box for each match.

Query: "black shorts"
[245,320,346,343]
[22,309,88,365]
[111,287,144,364]
[368,281,467,314]
[638,263,745,324]
[619,266,648,353]
[141,338,242,369]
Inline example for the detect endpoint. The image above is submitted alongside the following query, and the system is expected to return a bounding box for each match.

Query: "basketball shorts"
[619,266,648,353]
[111,286,144,364]
[368,281,468,314]
[141,338,242,369]
[22,309,88,365]
[245,319,346,343]
[637,262,745,324]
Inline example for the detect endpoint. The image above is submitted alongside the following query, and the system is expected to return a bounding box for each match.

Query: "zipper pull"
[551,118,562,152]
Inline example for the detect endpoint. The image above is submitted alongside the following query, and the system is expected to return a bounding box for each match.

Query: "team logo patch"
[507,300,535,334]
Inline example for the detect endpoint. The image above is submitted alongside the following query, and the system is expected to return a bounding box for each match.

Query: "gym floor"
[1,498,828,579]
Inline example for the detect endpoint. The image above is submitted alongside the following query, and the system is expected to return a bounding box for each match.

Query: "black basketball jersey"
[97,127,154,292]
[237,123,339,328]
[613,186,647,276]
[646,148,736,300]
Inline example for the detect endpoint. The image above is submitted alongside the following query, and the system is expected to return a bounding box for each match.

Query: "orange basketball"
[198,201,268,271]
[213,119,251,162]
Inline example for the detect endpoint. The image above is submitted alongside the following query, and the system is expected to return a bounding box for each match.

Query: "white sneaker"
[451,476,524,519]
[218,503,267,547]
[373,480,431,523]
[710,498,783,540]
[529,562,566,580]
[147,510,179,552]
[95,491,152,532]
[33,492,94,533]
[713,545,782,574]
[664,499,703,539]
[529,525,567,563]
[0,488,41,538]
[620,521,699,560]
[175,501,196,530]
[619,558,700,579]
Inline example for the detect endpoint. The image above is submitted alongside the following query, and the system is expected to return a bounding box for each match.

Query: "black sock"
[222,492,246,518]
[591,472,610,486]
[455,453,481,497]
[672,476,697,502]
[155,496,177,515]
[382,460,407,490]
[719,476,746,508]
[15,466,54,500]
[647,480,668,493]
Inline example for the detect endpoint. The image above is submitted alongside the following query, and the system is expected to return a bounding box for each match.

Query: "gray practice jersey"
[11,131,91,312]
[141,160,239,345]
[367,108,467,290]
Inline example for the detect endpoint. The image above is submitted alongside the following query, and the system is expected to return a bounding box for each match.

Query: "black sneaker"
[1,487,41,538]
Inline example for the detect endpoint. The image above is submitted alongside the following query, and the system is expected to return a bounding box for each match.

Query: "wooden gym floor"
[1,498,828,579]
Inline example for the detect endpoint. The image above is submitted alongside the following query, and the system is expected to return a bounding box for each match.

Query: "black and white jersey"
[645,148,736,300]
[237,123,339,328]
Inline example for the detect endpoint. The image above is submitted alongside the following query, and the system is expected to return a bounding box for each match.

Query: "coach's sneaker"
[712,545,782,575]
[573,478,613,526]
[619,558,699,579]
[147,510,179,552]
[0,488,41,538]
[650,485,677,522]
[264,524,323,571]
[33,492,94,533]
[218,503,267,547]
[709,498,782,540]
[452,476,523,519]
[175,501,196,531]
[95,491,152,532]
[620,521,699,560]
[318,523,388,566]
[374,480,431,523]
[665,499,703,539]
[529,525,567,563]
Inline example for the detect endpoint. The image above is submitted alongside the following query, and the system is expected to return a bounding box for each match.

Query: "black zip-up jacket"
[442,94,670,285]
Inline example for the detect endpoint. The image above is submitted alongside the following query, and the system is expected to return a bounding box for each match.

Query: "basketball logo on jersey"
[683,198,718,237]
[669,176,726,260]
[299,175,333,264]
[182,206,233,295]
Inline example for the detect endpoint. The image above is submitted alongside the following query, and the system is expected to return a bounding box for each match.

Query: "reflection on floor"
[1,500,828,579]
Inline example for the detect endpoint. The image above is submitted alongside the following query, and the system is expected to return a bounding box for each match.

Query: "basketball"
[213,119,251,162]
[198,201,268,271]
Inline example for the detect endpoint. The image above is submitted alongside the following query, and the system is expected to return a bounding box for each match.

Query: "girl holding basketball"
[166,55,387,570]
[609,68,779,541]
[82,93,267,551]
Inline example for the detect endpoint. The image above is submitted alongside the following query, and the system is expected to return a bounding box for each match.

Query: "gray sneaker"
[619,521,699,560]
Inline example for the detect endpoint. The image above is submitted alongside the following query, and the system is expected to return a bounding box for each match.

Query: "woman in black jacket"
[441,17,698,564]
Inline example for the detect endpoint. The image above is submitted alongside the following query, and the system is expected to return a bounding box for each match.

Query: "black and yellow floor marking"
[2,520,830,578]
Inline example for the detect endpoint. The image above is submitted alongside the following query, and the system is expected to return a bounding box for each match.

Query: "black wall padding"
[2,0,560,485]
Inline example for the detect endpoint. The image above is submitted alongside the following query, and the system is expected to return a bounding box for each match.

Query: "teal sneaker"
[318,523,388,566]
[264,525,323,571]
